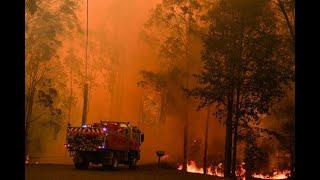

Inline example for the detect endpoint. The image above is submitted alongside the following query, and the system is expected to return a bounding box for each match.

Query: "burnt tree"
[187,0,294,178]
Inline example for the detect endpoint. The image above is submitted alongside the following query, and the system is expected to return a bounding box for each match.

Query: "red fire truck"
[65,121,144,169]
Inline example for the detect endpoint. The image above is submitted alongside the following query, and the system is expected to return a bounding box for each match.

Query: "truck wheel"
[111,154,119,170]
[112,156,118,170]
[129,157,137,169]
[74,153,89,169]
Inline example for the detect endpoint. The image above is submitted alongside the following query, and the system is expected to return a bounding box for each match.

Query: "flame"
[236,162,246,177]
[25,155,29,164]
[252,169,291,179]
[207,162,224,177]
[177,160,225,177]
[177,160,291,180]
[187,161,204,174]
[161,154,169,160]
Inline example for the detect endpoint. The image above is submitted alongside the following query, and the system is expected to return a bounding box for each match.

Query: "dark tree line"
[141,0,294,178]
[187,0,294,178]
[25,0,81,157]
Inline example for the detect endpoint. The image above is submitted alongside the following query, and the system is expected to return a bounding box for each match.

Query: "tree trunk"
[68,69,73,124]
[25,85,36,158]
[290,116,295,178]
[139,93,144,127]
[183,13,191,172]
[277,0,294,41]
[25,121,30,161]
[203,106,210,174]
[25,61,40,160]
[159,92,166,124]
[183,102,189,171]
[231,87,240,178]
[109,84,114,119]
[81,83,89,125]
[224,93,234,178]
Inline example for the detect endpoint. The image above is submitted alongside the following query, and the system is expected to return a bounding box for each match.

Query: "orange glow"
[177,160,225,177]
[186,161,204,174]
[177,160,291,180]
[252,170,291,179]
[161,154,169,160]
[25,0,294,169]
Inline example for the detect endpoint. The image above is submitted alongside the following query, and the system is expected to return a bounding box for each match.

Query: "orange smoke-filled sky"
[69,0,161,123]
[43,0,226,164]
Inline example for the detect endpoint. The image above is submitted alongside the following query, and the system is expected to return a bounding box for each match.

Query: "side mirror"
[141,133,144,143]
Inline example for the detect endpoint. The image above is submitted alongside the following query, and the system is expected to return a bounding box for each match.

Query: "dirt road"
[25,164,222,180]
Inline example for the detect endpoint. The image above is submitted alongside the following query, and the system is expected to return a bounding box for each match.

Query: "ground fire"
[177,160,291,179]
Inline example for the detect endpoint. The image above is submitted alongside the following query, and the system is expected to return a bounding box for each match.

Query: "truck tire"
[129,157,137,169]
[73,152,89,169]
[129,151,138,168]
[102,152,118,170]
[111,153,119,170]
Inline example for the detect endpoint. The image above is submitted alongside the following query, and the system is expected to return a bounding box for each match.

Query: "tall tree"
[138,71,168,125]
[187,0,294,177]
[64,47,81,124]
[25,0,81,157]
[271,87,295,177]
[273,0,295,42]
[142,0,202,171]
[203,105,210,174]
[94,29,124,120]
[137,68,183,126]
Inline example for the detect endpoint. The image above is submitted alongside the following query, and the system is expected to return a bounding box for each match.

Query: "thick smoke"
[29,0,229,165]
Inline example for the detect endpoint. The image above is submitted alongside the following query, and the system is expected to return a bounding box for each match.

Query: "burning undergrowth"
[176,160,291,179]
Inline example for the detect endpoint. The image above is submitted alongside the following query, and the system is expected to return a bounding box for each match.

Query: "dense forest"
[25,0,294,178]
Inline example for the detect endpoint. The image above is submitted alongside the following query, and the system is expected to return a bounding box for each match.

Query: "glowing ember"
[161,154,169,160]
[25,155,29,164]
[252,169,291,179]
[177,160,225,177]
[187,161,204,174]
[208,162,224,177]
[177,160,291,180]
[236,162,246,177]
